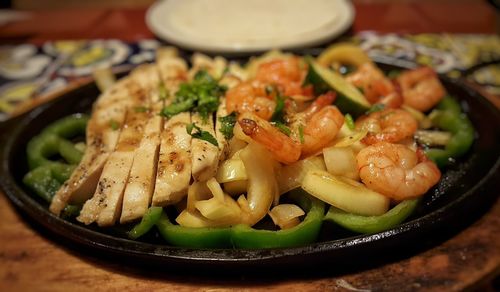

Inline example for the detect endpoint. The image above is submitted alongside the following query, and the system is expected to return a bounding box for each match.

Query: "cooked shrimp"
[255,56,307,97]
[288,92,336,134]
[346,63,402,108]
[301,92,336,120]
[226,56,311,120]
[356,108,418,145]
[397,67,446,112]
[301,105,344,157]
[238,112,301,164]
[237,91,342,162]
[357,142,441,201]
[225,81,276,120]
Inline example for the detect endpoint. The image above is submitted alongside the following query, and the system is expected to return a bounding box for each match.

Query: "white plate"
[146,0,355,53]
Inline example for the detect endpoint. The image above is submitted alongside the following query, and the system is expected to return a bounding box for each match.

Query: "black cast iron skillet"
[0,63,499,273]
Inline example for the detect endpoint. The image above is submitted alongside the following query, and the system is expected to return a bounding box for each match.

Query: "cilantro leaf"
[160,70,226,121]
[218,112,237,140]
[109,119,120,131]
[344,113,355,130]
[387,70,402,79]
[161,99,194,117]
[298,124,305,144]
[158,82,169,100]
[270,94,286,124]
[186,123,219,147]
[365,103,386,114]
[272,122,291,136]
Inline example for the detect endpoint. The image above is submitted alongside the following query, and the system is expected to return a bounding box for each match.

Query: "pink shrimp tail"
[302,92,337,120]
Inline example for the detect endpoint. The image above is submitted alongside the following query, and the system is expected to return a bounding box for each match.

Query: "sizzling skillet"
[0,59,499,271]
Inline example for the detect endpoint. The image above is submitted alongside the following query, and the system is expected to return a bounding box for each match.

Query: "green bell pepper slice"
[425,96,474,168]
[155,191,325,249]
[128,206,164,240]
[58,139,84,165]
[23,164,81,217]
[60,204,82,219]
[23,163,76,200]
[324,199,419,234]
[26,114,88,169]
[23,114,88,219]
[230,191,325,249]
[23,165,62,202]
[156,214,233,248]
[43,113,89,138]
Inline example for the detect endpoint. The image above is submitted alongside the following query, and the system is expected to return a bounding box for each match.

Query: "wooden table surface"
[0,1,499,291]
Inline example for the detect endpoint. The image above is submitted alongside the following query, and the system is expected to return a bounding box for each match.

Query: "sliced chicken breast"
[119,64,163,224]
[190,53,227,79]
[77,105,149,226]
[152,112,192,206]
[190,113,220,182]
[119,104,162,223]
[157,47,188,94]
[121,50,190,222]
[215,98,230,162]
[49,77,141,215]
[77,65,156,226]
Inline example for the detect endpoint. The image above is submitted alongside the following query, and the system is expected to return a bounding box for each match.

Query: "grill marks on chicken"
[49,77,141,215]
[78,66,155,226]
[191,113,220,182]
[119,66,164,224]
[215,98,230,162]
[120,105,162,223]
[152,112,192,206]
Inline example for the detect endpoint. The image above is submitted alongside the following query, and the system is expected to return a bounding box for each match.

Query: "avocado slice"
[304,58,370,117]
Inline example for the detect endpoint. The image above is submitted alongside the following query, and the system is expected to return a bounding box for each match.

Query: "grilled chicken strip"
[157,47,188,93]
[186,54,224,182]
[152,112,192,206]
[190,113,220,182]
[49,77,141,215]
[78,107,148,226]
[190,53,227,80]
[148,47,194,207]
[77,65,156,226]
[215,98,230,162]
[119,64,165,223]
[119,103,162,223]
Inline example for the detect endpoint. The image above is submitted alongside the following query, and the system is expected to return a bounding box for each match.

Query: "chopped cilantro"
[272,122,291,136]
[268,91,290,136]
[134,106,149,113]
[298,124,305,144]
[365,103,386,114]
[187,123,219,147]
[344,113,355,130]
[218,112,237,140]
[161,99,194,117]
[109,119,119,131]
[270,94,286,124]
[160,70,226,121]
[387,70,402,79]
[158,82,169,100]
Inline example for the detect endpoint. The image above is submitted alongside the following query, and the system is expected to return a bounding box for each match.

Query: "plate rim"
[145,0,355,53]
